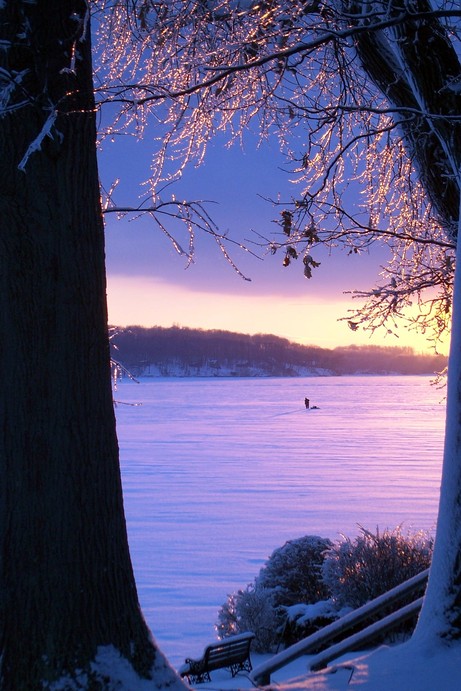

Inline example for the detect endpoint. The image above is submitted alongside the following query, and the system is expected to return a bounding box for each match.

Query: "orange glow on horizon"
[106,274,447,355]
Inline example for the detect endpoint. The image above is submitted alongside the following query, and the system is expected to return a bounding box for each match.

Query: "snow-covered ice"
[116,375,447,684]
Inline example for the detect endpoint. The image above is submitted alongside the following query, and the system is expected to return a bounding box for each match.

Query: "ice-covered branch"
[0,68,29,114]
[17,109,59,172]
[102,199,258,280]
[93,0,461,345]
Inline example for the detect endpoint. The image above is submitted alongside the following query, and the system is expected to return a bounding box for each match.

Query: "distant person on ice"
[304,397,310,409]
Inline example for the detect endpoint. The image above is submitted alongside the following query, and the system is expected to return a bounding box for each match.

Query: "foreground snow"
[191,639,461,690]
[49,646,185,691]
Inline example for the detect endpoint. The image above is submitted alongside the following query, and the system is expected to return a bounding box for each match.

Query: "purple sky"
[100,132,436,352]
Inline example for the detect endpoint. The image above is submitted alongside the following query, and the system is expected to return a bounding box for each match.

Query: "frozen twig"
[17,109,58,172]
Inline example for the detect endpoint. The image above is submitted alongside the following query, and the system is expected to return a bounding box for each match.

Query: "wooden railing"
[250,568,429,686]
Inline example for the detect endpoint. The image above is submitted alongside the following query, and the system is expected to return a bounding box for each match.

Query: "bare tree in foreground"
[0,1,185,688]
[1,0,461,687]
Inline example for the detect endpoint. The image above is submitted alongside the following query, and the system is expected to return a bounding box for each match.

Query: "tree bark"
[347,0,461,236]
[347,0,461,640]
[0,2,184,687]
[414,190,461,643]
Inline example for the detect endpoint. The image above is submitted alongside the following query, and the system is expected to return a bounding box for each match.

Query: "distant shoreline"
[111,325,446,378]
[129,371,438,379]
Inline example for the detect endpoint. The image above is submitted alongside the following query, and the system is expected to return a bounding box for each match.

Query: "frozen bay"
[116,375,445,668]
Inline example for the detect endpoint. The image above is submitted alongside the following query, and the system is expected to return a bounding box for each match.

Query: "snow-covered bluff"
[110,326,446,378]
[133,359,332,378]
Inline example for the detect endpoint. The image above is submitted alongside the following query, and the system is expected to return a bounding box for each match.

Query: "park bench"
[179,631,255,684]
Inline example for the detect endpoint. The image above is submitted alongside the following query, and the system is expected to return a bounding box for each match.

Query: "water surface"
[116,375,445,666]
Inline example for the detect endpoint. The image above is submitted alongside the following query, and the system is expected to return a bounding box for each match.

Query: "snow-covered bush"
[322,526,433,609]
[282,600,349,645]
[217,535,332,652]
[257,535,332,606]
[217,528,432,653]
[216,585,281,652]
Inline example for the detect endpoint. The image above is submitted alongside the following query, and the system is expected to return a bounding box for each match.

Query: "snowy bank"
[190,640,461,690]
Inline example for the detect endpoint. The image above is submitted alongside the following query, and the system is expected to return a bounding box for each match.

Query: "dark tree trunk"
[347,0,461,642]
[0,2,184,688]
[347,0,461,236]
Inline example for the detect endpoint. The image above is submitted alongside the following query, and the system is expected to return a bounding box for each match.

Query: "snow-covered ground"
[182,640,461,690]
[115,375,450,687]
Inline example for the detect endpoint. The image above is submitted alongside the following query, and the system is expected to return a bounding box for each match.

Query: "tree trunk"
[347,0,461,641]
[347,0,461,234]
[0,2,185,688]
[414,192,461,642]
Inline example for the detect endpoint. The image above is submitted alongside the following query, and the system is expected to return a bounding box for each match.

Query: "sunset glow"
[106,274,445,354]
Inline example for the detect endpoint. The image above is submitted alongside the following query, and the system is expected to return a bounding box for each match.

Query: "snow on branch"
[17,109,59,172]
[0,67,29,114]
[103,197,256,281]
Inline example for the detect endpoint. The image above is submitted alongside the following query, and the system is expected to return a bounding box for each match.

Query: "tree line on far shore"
[111,325,447,377]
